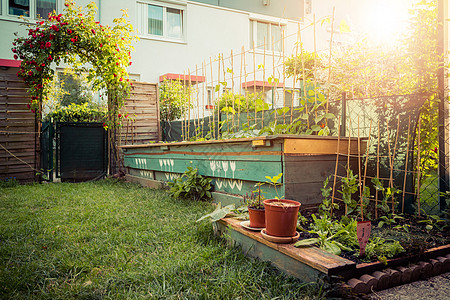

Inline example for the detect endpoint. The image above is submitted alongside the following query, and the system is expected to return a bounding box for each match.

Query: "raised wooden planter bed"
[120,135,365,208]
[215,217,450,295]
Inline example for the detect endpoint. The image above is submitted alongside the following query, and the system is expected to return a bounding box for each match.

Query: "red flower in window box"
[205,105,215,110]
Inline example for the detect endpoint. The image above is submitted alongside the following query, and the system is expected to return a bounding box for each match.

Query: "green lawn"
[0,180,319,299]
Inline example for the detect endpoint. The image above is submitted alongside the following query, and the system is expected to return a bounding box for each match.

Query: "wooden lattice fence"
[0,66,39,182]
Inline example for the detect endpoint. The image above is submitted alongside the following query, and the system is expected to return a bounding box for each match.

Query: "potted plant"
[263,173,301,237]
[245,183,266,229]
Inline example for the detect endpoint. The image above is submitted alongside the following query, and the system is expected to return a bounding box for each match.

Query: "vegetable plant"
[167,166,212,202]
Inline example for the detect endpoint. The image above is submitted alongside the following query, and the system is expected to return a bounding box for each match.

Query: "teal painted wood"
[123,140,284,184]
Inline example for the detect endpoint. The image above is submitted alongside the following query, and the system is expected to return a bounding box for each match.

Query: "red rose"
[13,54,18,60]
[116,62,119,66]
[100,43,103,47]
[119,78,123,81]
[91,29,96,34]
[45,42,51,48]
[118,113,122,118]
[12,49,16,53]
[28,71,33,76]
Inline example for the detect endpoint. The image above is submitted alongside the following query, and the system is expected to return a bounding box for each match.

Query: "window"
[250,20,283,52]
[5,0,56,19]
[137,1,185,41]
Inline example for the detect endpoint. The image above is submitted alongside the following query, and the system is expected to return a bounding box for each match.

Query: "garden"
[3,0,450,297]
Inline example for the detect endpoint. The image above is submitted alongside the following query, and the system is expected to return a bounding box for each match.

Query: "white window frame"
[0,0,62,22]
[136,0,186,43]
[249,14,286,54]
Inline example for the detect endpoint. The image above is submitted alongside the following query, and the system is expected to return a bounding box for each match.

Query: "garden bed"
[121,135,366,208]
[215,217,450,295]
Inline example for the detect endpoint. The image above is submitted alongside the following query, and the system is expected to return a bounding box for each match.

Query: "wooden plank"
[218,218,356,276]
[284,138,366,155]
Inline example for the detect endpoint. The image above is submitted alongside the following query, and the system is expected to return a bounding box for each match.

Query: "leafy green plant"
[378,213,405,228]
[365,237,404,262]
[244,183,265,209]
[418,214,448,232]
[339,169,359,215]
[294,215,352,255]
[265,173,283,199]
[318,176,339,218]
[0,177,19,188]
[159,78,192,121]
[371,177,401,214]
[167,166,212,201]
[44,103,107,122]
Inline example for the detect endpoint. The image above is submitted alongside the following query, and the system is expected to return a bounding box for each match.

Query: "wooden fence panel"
[119,81,160,145]
[0,67,38,182]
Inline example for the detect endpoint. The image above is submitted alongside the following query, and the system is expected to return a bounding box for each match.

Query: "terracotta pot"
[248,207,265,228]
[263,199,301,237]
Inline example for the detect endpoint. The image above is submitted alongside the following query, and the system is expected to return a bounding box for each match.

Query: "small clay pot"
[248,207,265,228]
[263,199,301,237]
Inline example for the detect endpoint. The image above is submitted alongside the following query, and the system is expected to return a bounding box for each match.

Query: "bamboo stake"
[187,68,192,141]
[201,62,206,138]
[282,29,286,125]
[272,36,277,127]
[375,120,380,219]
[262,36,266,127]
[221,53,228,132]
[417,118,421,217]
[253,40,257,128]
[239,47,244,130]
[386,122,394,213]
[244,47,249,128]
[217,55,221,138]
[358,116,363,220]
[298,23,309,128]
[331,115,341,218]
[402,116,411,213]
[183,70,187,141]
[390,116,401,214]
[362,119,373,220]
[195,64,200,138]
[230,49,235,130]
[209,57,215,139]
[313,14,317,119]
[291,24,299,124]
[326,7,335,118]
[345,117,352,216]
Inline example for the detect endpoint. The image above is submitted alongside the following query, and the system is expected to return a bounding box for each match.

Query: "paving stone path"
[369,272,450,300]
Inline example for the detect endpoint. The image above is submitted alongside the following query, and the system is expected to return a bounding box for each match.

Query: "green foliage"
[12,1,137,127]
[319,176,339,218]
[365,237,404,262]
[159,78,192,121]
[418,214,448,232]
[378,213,405,229]
[0,177,19,188]
[265,173,283,199]
[167,166,212,202]
[339,169,359,215]
[196,203,235,223]
[58,71,93,107]
[244,183,265,209]
[44,103,107,122]
[215,91,267,115]
[284,50,323,83]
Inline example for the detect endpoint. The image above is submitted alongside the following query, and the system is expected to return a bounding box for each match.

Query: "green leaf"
[311,124,321,132]
[294,238,319,247]
[323,241,341,255]
[196,203,235,223]
[339,19,351,33]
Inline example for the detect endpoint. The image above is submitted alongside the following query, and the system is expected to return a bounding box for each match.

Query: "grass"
[0,179,320,299]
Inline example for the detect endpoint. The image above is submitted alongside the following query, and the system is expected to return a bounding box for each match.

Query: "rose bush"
[12,0,138,128]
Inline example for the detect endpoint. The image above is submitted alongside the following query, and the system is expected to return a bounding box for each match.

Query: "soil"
[297,209,450,264]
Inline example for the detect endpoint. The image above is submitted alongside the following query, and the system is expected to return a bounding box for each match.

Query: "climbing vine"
[12,0,138,128]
